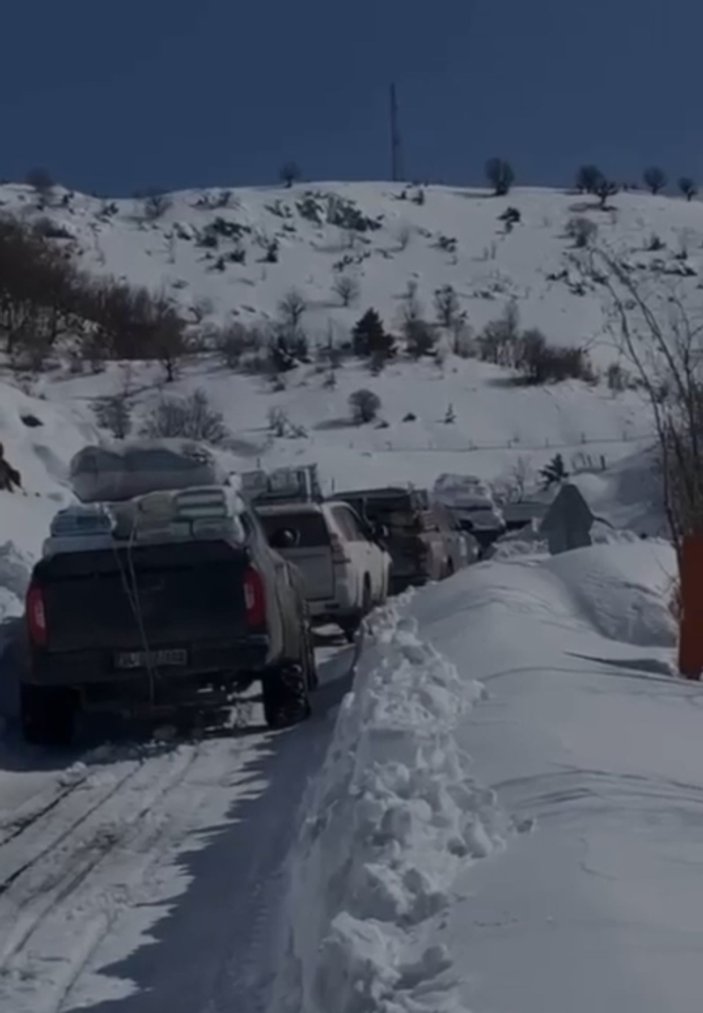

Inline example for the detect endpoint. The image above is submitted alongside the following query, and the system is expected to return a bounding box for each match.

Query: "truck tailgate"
[36,541,252,653]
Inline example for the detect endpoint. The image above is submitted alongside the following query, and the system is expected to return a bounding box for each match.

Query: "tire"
[262,664,311,729]
[20,684,76,747]
[340,577,371,643]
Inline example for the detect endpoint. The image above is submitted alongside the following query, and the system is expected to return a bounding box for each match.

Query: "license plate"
[115,649,188,670]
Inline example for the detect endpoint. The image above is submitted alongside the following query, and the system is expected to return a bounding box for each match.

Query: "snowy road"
[0,639,355,1013]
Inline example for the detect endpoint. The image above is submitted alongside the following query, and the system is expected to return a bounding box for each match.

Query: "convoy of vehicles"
[16,455,495,745]
[331,486,479,593]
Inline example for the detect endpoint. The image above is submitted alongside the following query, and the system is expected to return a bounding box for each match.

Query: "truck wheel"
[262,661,311,730]
[20,685,76,747]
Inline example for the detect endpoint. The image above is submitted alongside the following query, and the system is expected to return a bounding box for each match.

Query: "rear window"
[258,511,330,547]
[364,497,415,528]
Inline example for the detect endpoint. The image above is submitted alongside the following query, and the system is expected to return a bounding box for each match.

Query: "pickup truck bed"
[20,532,315,743]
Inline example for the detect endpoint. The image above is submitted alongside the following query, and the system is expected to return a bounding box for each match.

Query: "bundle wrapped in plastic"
[43,503,117,557]
[69,440,227,504]
[113,485,246,544]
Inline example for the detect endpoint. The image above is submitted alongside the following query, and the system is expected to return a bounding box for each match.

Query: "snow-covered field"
[0,179,698,1012]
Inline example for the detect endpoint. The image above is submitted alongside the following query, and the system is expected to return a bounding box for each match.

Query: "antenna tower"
[390,83,404,182]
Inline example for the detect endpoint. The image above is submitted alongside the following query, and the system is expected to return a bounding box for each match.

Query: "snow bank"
[544,540,677,647]
[272,603,507,1013]
[402,543,700,1013]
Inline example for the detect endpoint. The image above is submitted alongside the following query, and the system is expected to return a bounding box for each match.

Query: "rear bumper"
[26,636,271,702]
[307,586,358,620]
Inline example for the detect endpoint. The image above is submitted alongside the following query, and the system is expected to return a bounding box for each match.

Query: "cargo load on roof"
[69,440,227,504]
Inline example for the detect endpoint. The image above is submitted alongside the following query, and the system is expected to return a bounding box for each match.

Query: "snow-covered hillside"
[2,180,702,356]
[2,179,695,615]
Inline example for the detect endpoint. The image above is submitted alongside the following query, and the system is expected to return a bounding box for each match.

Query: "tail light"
[330,534,351,564]
[26,583,47,647]
[243,566,266,628]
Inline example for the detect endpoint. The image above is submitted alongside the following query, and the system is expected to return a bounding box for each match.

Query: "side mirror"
[374,523,390,540]
[270,527,298,549]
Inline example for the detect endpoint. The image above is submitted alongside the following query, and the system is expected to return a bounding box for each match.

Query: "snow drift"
[272,601,508,1013]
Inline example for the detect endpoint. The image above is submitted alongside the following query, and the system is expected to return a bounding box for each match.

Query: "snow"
[271,600,507,1013]
[1,178,701,1011]
[2,179,682,608]
[270,541,703,1013]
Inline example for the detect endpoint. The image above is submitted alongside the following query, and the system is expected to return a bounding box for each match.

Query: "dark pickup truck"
[19,506,316,745]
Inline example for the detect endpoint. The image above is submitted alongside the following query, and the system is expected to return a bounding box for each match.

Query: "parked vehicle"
[257,500,391,641]
[19,489,316,745]
[332,487,475,593]
[433,473,506,555]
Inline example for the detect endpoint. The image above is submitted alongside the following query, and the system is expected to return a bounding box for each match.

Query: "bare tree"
[279,161,302,188]
[679,177,697,202]
[594,178,619,209]
[575,165,604,194]
[643,166,667,195]
[140,389,229,444]
[592,249,703,557]
[278,287,306,329]
[485,158,515,197]
[434,284,460,329]
[332,274,360,307]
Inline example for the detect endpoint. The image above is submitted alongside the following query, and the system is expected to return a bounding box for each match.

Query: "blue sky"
[1,0,700,195]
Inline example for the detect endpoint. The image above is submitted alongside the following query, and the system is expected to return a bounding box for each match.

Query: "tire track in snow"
[0,744,199,979]
[0,769,94,850]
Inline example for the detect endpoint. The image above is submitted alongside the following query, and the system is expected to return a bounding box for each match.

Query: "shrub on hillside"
[216,322,262,369]
[140,389,228,445]
[517,329,593,385]
[566,216,598,248]
[349,388,381,424]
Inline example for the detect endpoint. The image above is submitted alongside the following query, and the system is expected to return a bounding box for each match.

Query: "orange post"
[678,534,703,679]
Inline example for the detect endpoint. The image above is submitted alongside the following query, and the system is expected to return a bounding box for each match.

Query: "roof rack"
[241,464,323,506]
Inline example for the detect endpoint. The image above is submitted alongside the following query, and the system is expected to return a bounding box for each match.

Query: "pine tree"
[540,453,569,489]
[352,308,394,360]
